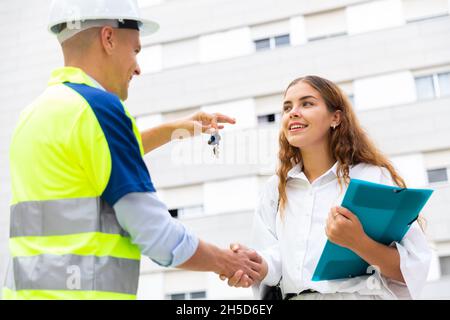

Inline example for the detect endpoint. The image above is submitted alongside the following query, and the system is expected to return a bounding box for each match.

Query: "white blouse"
[251,162,432,299]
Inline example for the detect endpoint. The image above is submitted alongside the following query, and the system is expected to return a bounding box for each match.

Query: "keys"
[207,131,221,158]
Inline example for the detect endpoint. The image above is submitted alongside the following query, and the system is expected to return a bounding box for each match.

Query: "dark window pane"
[169,209,178,218]
[258,114,276,124]
[427,168,448,184]
[440,256,450,276]
[254,38,271,51]
[190,291,206,299]
[415,76,435,100]
[170,293,186,300]
[438,72,450,97]
[274,34,290,47]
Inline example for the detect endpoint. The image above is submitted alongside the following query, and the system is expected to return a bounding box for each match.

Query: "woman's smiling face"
[281,80,340,150]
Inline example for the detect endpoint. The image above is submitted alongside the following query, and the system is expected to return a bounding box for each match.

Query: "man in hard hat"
[3,0,266,300]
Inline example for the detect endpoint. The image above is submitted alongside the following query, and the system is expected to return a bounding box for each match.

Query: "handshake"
[217,243,268,288]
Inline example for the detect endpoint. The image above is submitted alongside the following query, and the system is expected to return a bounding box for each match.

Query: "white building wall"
[202,99,256,130]
[289,15,308,46]
[137,273,165,300]
[354,71,417,111]
[199,28,254,63]
[204,177,258,215]
[346,0,405,34]
[390,153,428,187]
[139,45,163,74]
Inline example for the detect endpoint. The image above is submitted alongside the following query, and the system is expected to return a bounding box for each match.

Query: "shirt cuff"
[258,250,281,286]
[168,230,199,268]
[386,241,429,299]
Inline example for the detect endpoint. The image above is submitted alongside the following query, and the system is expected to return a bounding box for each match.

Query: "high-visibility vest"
[3,67,156,300]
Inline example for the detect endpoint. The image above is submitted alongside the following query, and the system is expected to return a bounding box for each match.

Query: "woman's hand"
[177,111,236,136]
[219,243,268,288]
[325,206,368,252]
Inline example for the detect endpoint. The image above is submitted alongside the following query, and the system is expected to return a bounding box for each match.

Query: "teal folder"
[312,179,433,281]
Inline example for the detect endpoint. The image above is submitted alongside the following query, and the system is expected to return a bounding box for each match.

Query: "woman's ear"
[332,110,342,127]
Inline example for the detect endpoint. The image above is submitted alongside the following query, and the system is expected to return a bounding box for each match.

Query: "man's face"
[111,29,141,101]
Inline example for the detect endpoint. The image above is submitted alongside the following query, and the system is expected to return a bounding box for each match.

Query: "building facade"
[1,0,450,299]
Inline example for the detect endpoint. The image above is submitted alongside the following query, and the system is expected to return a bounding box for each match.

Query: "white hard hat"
[48,0,159,39]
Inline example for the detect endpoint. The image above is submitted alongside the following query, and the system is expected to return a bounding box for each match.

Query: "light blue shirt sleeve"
[113,192,199,267]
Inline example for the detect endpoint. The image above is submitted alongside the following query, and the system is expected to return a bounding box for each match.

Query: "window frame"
[414,71,450,101]
[426,167,450,185]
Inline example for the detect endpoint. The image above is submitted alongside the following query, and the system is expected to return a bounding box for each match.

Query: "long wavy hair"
[277,75,425,229]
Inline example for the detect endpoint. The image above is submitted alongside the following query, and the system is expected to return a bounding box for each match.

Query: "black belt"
[284,289,318,300]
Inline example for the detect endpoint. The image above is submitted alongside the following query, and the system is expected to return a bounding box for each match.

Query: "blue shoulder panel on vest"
[64,83,155,206]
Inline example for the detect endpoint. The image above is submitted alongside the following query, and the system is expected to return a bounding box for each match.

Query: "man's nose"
[134,64,141,76]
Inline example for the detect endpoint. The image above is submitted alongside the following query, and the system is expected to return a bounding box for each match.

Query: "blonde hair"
[276,75,425,229]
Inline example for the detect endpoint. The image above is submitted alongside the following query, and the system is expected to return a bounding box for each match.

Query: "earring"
[332,124,336,130]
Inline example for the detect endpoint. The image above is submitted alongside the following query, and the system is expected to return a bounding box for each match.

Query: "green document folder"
[312,179,433,281]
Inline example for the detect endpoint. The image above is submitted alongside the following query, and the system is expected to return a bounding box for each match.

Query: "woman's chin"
[287,137,307,149]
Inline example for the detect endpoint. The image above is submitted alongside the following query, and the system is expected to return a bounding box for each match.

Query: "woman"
[224,75,432,299]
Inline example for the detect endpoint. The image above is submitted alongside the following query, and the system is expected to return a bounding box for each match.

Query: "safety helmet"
[48,0,159,40]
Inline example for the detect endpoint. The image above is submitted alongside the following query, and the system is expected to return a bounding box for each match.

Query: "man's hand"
[325,206,367,251]
[177,111,236,136]
[140,111,235,153]
[219,243,268,288]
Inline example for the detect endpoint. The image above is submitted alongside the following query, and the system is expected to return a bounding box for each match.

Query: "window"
[439,256,450,276]
[258,113,280,124]
[166,291,207,300]
[438,72,450,96]
[255,94,283,125]
[251,20,291,50]
[190,291,207,299]
[254,34,290,51]
[415,72,450,100]
[168,293,185,300]
[427,168,448,184]
[415,75,436,100]
[168,209,178,218]
[168,206,204,219]
[254,38,271,51]
[274,34,290,47]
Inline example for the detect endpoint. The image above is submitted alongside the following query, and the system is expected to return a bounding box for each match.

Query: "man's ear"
[100,26,115,55]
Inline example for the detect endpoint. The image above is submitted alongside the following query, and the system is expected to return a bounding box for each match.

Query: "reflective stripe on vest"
[10,198,127,237]
[5,254,139,295]
[6,197,141,299]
